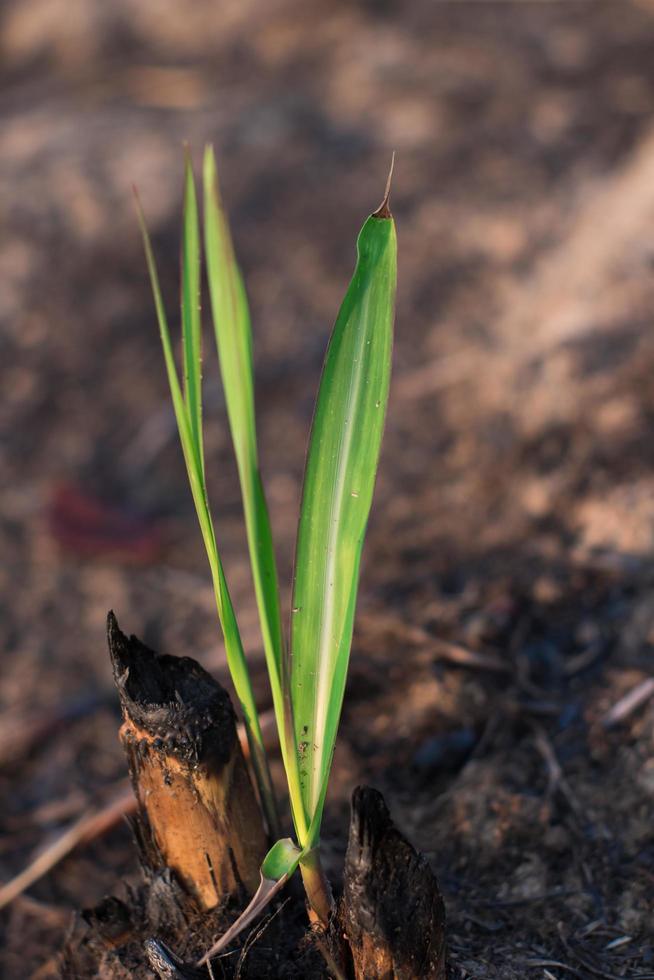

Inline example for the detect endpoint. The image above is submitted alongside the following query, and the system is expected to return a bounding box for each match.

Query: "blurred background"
[2,1,654,977]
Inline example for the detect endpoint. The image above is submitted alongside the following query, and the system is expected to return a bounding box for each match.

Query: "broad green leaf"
[291,205,397,844]
[135,188,279,838]
[203,146,307,842]
[197,838,302,964]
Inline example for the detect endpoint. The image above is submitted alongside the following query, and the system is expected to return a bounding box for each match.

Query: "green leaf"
[197,838,302,964]
[180,151,203,464]
[260,837,303,879]
[135,186,279,839]
[203,146,307,842]
[291,206,397,845]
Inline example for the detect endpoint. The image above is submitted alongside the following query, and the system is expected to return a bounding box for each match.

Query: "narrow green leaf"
[135,189,279,839]
[181,152,203,464]
[291,205,397,843]
[203,146,307,841]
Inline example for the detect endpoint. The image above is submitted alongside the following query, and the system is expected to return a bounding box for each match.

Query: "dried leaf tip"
[372,152,395,219]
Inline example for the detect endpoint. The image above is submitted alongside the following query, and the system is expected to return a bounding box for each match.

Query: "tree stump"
[340,786,447,980]
[107,612,266,907]
[61,614,269,979]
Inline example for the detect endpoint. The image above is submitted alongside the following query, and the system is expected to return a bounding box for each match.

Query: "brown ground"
[2,1,654,977]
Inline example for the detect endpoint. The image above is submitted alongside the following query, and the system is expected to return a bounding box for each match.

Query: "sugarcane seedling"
[137,150,396,960]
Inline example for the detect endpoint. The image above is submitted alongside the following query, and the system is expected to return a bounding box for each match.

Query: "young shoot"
[137,149,397,953]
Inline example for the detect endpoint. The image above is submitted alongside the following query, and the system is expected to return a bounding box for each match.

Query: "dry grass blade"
[602,677,654,728]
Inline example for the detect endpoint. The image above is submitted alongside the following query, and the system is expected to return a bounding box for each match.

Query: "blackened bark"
[61,614,269,979]
[107,611,266,907]
[341,786,447,980]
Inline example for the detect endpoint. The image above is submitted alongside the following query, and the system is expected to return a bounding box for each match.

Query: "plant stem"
[299,847,334,928]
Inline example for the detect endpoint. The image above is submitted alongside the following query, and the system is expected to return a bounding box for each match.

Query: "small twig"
[234,897,290,978]
[532,725,582,817]
[11,893,69,926]
[524,960,586,978]
[533,727,563,796]
[602,677,654,729]
[432,638,509,673]
[564,952,630,980]
[558,925,633,980]
[0,783,134,911]
[472,885,578,909]
[357,613,510,673]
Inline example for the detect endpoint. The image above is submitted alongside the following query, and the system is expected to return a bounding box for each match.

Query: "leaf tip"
[372,151,395,219]
[132,185,147,232]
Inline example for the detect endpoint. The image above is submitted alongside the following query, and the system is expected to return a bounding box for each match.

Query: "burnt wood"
[61,615,270,979]
[341,786,447,980]
[107,611,266,908]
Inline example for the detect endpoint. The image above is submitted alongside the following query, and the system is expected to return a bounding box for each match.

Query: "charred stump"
[340,786,447,980]
[61,613,269,979]
[107,611,266,906]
